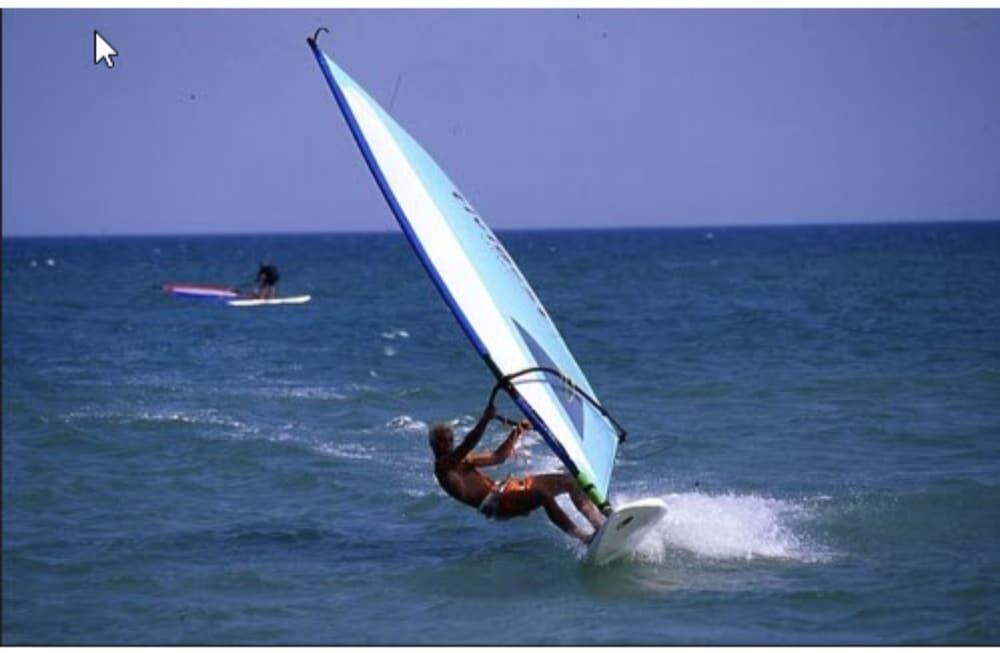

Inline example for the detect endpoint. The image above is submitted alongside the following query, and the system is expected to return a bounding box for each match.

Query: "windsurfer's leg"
[530,474,602,537]
[539,493,591,544]
[496,477,591,544]
[566,483,606,532]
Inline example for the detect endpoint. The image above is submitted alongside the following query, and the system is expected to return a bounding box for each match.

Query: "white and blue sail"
[308,35,622,508]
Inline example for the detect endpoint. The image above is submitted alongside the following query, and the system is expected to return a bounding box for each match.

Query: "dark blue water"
[4,223,999,644]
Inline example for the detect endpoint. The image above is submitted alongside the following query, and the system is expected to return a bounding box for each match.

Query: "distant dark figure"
[255,261,280,299]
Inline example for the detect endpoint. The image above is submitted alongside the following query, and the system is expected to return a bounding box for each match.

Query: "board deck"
[585,497,667,565]
[227,295,312,307]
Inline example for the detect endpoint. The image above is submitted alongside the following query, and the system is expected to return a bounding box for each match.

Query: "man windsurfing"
[254,261,280,299]
[429,401,606,544]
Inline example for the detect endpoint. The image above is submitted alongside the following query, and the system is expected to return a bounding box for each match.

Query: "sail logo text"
[451,190,549,321]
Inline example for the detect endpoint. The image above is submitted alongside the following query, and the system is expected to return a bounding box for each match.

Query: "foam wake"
[622,491,828,564]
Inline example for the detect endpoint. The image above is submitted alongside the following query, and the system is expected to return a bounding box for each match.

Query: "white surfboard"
[585,497,667,565]
[227,295,312,307]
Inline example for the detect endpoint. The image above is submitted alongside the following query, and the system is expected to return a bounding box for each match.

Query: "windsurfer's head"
[428,423,454,457]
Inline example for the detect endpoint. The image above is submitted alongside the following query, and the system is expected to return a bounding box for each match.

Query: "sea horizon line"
[3,217,999,240]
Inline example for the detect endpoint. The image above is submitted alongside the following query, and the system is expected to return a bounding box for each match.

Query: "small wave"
[210,423,377,463]
[383,345,397,357]
[276,386,348,401]
[257,382,376,401]
[224,526,325,545]
[314,442,373,460]
[622,491,829,564]
[380,328,410,340]
[135,410,248,429]
[386,415,428,434]
[62,408,253,433]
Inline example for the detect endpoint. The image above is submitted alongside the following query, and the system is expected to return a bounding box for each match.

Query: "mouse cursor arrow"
[94,30,118,68]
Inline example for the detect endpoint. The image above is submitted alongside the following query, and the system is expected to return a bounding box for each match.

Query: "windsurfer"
[254,261,280,299]
[429,401,606,544]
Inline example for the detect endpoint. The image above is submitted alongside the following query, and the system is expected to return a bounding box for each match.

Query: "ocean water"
[3,223,999,644]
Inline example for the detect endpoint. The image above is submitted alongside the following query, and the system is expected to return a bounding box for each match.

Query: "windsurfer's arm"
[449,401,496,463]
[468,420,529,467]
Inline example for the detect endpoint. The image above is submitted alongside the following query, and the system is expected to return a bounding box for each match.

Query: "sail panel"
[310,41,619,503]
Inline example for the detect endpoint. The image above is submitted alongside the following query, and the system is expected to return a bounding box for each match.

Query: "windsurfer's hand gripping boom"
[466,419,531,468]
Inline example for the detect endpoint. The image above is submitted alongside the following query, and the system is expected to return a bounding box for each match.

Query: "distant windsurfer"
[429,401,606,544]
[254,261,280,299]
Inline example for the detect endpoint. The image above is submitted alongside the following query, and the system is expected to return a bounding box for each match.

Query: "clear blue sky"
[3,9,1000,236]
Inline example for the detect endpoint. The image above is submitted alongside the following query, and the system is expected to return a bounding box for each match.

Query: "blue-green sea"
[3,223,999,644]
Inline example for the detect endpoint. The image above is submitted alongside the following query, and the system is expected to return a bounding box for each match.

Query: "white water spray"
[619,491,828,564]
